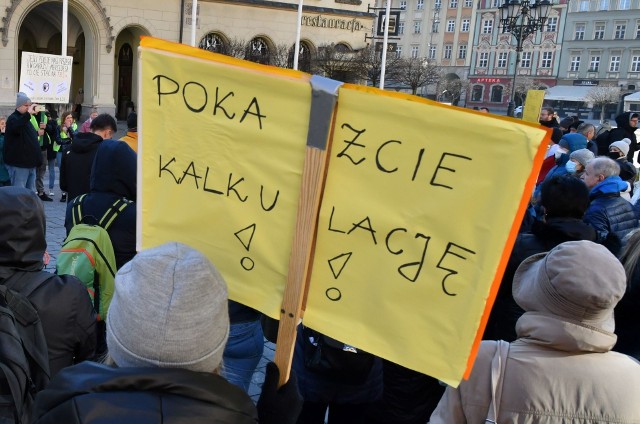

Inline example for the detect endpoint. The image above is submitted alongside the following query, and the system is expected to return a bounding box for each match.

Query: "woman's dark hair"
[540,175,590,219]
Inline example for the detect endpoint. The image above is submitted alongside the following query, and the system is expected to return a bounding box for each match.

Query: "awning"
[624,91,640,102]
[544,85,594,102]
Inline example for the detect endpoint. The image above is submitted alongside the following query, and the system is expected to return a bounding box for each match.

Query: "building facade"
[373,0,478,101]
[553,0,640,117]
[468,0,569,113]
[0,0,373,117]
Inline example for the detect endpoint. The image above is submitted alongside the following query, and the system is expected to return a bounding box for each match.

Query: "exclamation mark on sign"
[325,252,353,301]
[234,223,257,271]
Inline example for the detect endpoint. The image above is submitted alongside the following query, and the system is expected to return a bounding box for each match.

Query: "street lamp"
[499,0,552,117]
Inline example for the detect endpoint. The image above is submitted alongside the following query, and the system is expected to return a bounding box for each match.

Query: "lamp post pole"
[499,0,552,117]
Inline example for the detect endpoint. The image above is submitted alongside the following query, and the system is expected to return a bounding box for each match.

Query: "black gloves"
[257,362,303,424]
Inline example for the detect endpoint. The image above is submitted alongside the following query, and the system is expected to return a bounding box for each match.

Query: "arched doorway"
[113,26,150,119]
[117,43,133,119]
[14,0,111,119]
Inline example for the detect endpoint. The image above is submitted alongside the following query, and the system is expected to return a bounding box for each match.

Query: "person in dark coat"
[484,175,596,342]
[3,92,41,190]
[64,138,136,269]
[59,114,116,202]
[608,138,637,184]
[598,112,639,160]
[31,242,302,424]
[582,157,639,255]
[615,229,640,360]
[0,186,97,377]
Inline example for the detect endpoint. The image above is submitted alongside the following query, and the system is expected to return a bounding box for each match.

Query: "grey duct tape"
[307,75,344,150]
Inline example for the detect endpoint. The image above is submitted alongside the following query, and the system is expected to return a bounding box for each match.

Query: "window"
[490,85,503,103]
[432,20,440,32]
[497,52,508,67]
[575,24,585,40]
[631,55,640,72]
[521,51,532,67]
[199,33,226,53]
[609,55,621,72]
[594,23,605,40]
[399,0,407,9]
[450,0,458,7]
[599,0,610,9]
[492,0,500,7]
[414,21,422,33]
[615,23,626,39]
[570,55,581,71]
[482,19,493,34]
[619,0,630,9]
[395,46,402,58]
[247,37,270,64]
[579,0,589,11]
[458,45,467,59]
[411,46,419,58]
[478,52,489,67]
[447,19,455,32]
[429,46,437,59]
[589,55,600,71]
[471,85,483,101]
[444,45,453,59]
[417,0,424,9]
[399,21,405,34]
[541,51,552,68]
[435,0,442,8]
[464,0,473,6]
[462,19,470,32]
[546,17,558,32]
[636,21,640,38]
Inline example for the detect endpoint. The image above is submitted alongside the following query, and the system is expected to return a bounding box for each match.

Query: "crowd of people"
[1,92,640,423]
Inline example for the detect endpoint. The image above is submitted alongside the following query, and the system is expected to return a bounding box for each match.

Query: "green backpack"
[56,195,130,321]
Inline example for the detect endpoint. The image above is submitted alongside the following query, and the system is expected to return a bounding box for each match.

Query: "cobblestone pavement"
[42,121,274,402]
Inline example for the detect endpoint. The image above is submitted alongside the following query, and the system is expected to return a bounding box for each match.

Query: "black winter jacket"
[31,362,258,424]
[606,112,639,162]
[614,261,640,360]
[65,140,136,269]
[3,109,41,168]
[60,132,103,201]
[584,191,638,256]
[484,218,597,342]
[0,187,96,377]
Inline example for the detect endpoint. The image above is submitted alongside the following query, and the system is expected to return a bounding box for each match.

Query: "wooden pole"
[273,75,343,386]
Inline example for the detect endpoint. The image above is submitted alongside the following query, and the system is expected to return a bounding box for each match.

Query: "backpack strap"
[2,271,54,299]
[98,198,131,231]
[71,194,88,227]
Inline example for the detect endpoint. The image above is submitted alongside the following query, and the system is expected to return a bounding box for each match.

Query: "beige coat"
[430,312,640,423]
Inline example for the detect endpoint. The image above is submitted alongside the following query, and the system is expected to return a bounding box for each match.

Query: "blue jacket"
[64,139,137,269]
[584,176,638,255]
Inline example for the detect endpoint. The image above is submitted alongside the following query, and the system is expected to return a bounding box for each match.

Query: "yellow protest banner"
[138,38,311,317]
[302,86,548,386]
[522,89,546,123]
[139,37,549,387]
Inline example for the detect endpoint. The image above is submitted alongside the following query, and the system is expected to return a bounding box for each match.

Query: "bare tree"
[353,44,401,88]
[270,43,294,69]
[312,43,362,83]
[439,76,469,106]
[585,85,621,122]
[224,38,248,59]
[394,57,440,95]
[513,77,548,106]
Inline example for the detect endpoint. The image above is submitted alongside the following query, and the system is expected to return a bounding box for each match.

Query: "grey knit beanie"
[106,242,229,372]
[610,138,631,157]
[16,92,31,108]
[569,148,595,168]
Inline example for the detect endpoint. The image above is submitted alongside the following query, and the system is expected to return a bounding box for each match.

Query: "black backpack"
[0,272,52,424]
